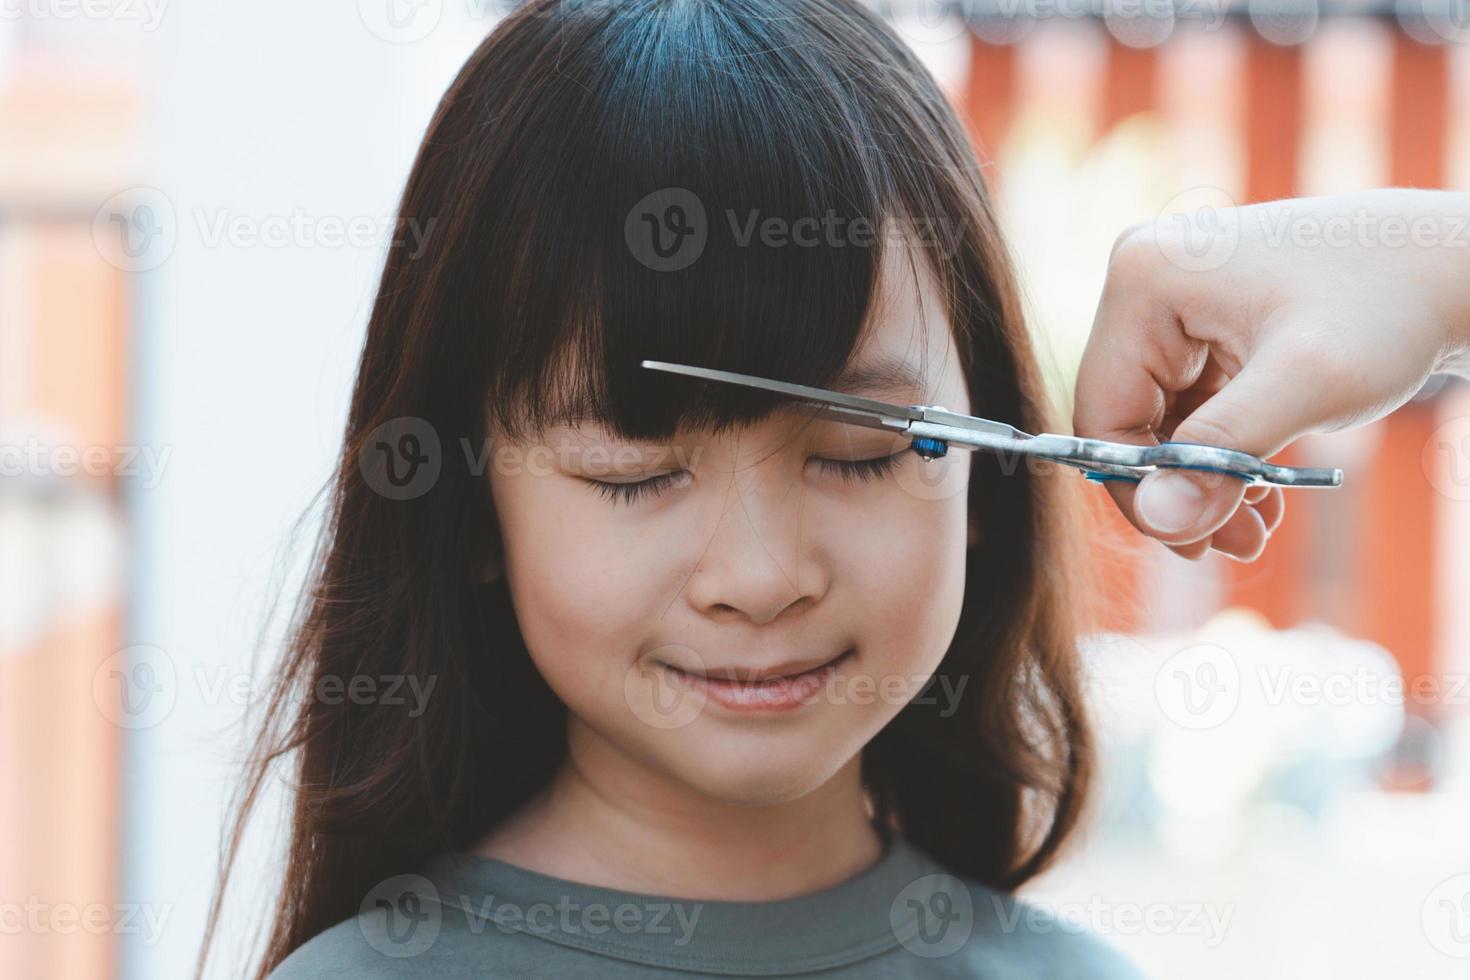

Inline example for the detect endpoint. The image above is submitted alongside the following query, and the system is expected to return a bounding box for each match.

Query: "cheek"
[493,476,674,697]
[843,470,969,680]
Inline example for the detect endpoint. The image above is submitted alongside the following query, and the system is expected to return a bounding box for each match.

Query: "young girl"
[202,1,1146,976]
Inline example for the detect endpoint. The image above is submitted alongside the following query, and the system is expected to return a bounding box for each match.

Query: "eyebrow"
[826,354,929,403]
[548,354,929,428]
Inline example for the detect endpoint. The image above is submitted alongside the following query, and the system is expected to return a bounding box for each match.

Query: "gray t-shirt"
[268,823,1148,978]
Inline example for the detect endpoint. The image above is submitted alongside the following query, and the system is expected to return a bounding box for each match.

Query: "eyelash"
[584,448,911,505]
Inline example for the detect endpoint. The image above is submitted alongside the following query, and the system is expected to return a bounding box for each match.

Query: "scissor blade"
[640,361,1343,488]
[639,360,925,428]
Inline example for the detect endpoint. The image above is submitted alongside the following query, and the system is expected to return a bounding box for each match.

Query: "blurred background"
[2,1,1469,977]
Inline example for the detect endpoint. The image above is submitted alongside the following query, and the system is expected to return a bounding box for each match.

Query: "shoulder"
[264,905,452,980]
[264,887,544,980]
[889,861,1150,979]
[959,881,1152,979]
[265,914,399,980]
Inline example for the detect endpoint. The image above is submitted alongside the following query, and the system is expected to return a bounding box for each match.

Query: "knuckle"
[1106,223,1159,279]
[1072,401,1117,442]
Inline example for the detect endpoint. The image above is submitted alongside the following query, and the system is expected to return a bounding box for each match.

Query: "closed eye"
[581,447,912,506]
[808,448,909,484]
[583,470,690,505]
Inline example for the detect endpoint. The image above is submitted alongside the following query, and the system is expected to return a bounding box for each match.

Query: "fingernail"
[1136,471,1206,534]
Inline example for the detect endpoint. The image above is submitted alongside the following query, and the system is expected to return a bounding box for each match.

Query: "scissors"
[638,360,1343,488]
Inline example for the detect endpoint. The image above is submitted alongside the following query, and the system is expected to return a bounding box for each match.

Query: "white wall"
[126,4,502,977]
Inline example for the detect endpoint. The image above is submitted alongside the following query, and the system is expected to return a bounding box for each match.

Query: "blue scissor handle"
[1084,467,1256,484]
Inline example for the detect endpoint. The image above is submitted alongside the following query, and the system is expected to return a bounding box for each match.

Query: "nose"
[682,462,832,626]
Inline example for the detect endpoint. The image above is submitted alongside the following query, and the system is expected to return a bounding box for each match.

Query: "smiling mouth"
[655,647,856,713]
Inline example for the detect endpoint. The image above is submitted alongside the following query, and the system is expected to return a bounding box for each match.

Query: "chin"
[654,724,863,806]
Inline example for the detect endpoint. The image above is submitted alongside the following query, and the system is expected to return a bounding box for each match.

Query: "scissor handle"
[904,420,1343,489]
[1082,464,1253,486]
[1066,440,1342,488]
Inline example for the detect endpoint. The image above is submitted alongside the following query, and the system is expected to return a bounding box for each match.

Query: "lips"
[656,647,855,713]
[678,649,852,683]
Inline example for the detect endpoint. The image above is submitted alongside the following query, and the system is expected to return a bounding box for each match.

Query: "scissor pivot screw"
[910,437,948,460]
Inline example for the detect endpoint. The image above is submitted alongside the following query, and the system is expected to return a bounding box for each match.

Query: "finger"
[1096,478,1186,547]
[1133,469,1249,544]
[1164,537,1213,561]
[1074,239,1243,545]
[1244,483,1270,504]
[1095,471,1236,548]
[1252,486,1285,534]
[1133,484,1282,561]
[1131,343,1331,541]
[1208,503,1269,562]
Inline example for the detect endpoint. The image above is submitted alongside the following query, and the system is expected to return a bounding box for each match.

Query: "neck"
[472,717,884,901]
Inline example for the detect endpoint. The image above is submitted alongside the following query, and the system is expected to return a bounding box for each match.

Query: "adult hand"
[1073,188,1470,561]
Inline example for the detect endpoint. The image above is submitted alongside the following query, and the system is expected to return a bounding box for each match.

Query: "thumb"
[1133,354,1315,541]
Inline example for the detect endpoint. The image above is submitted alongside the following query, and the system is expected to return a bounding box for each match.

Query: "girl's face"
[488,245,972,805]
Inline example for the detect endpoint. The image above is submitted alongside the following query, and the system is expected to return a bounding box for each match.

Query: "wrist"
[1441,255,1470,376]
[1370,189,1470,376]
[1431,274,1470,377]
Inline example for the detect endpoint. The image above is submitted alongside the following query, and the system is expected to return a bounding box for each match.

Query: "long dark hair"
[198,2,1095,976]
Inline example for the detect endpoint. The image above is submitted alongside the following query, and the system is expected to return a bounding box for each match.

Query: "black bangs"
[477,0,960,444]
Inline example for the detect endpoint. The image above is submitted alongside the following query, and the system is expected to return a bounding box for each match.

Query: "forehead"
[848,242,960,407]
